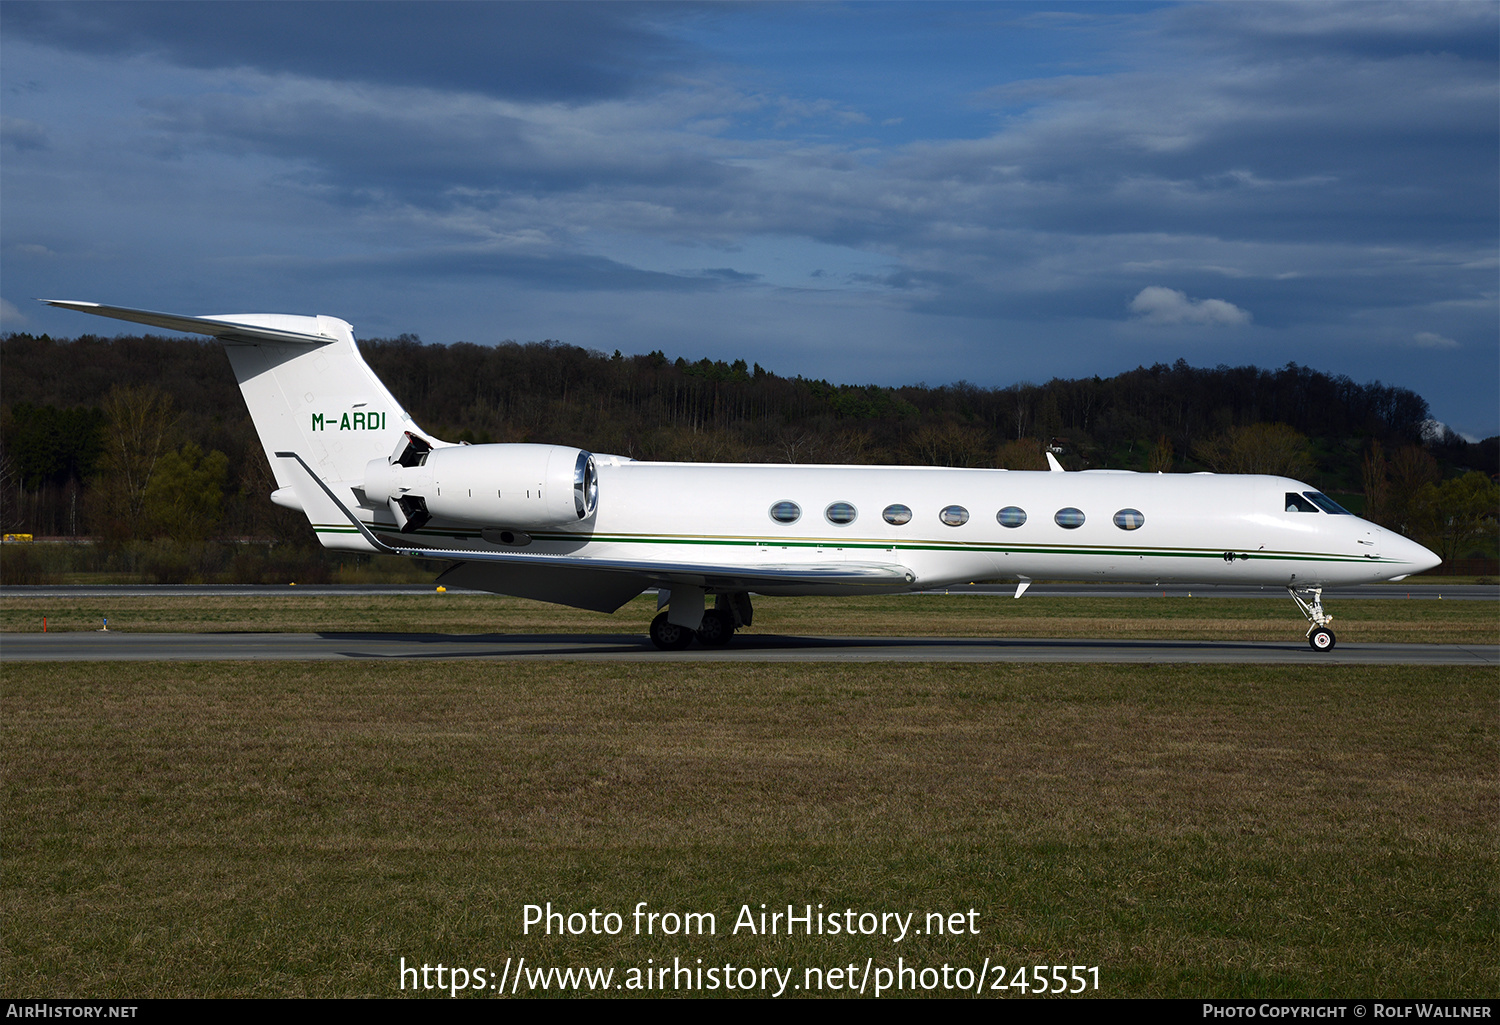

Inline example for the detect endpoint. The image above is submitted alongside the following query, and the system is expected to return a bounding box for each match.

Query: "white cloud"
[0,298,28,328]
[1127,286,1251,326]
[1417,418,1477,443]
[0,117,49,151]
[1413,331,1459,349]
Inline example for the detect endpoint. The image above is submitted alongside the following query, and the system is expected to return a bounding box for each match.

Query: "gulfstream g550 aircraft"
[46,300,1441,650]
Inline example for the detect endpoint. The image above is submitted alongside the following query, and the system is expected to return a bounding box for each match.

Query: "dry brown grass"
[3,661,1494,998]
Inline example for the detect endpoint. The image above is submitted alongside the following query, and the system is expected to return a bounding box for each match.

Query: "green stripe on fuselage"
[311,524,1396,566]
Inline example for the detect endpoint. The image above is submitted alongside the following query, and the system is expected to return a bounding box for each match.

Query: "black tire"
[650,611,695,650]
[1308,627,1336,652]
[695,608,735,647]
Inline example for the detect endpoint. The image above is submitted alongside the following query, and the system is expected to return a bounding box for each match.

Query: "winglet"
[1046,452,1065,472]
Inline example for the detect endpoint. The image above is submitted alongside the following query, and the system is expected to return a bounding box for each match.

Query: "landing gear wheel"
[649,611,695,650]
[695,608,735,647]
[1289,586,1336,654]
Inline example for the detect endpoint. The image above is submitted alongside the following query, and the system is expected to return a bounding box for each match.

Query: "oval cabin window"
[1113,509,1145,530]
[883,504,913,525]
[939,505,970,527]
[769,501,801,524]
[1055,507,1085,529]
[997,506,1027,528]
[825,502,858,525]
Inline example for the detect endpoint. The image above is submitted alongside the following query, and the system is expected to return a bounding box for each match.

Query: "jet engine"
[364,434,597,533]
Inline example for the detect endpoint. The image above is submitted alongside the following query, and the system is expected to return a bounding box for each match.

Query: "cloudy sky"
[3,1,1496,437]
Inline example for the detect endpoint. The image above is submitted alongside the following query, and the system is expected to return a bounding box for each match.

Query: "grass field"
[2,590,1497,645]
[3,660,1495,998]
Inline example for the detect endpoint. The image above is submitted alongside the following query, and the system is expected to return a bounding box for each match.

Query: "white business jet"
[45,301,1442,651]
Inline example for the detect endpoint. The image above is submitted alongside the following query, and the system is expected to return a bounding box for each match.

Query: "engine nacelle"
[364,443,597,531]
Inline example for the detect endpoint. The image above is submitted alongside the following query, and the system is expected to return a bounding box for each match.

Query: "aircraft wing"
[276,452,914,606]
[41,300,332,346]
[439,551,911,591]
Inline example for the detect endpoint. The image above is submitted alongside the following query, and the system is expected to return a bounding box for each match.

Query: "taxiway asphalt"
[3,630,1494,664]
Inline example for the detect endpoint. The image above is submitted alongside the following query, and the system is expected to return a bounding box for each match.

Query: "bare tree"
[995,437,1048,470]
[1193,423,1314,479]
[95,385,176,539]
[1386,445,1441,536]
[1362,439,1390,525]
[1147,435,1175,473]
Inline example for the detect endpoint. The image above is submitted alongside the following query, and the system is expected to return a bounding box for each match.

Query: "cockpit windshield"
[1303,492,1352,515]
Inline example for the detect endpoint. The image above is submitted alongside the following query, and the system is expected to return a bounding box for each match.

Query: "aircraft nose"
[1398,535,1442,575]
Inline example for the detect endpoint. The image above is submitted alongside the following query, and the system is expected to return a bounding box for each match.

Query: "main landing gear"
[648,612,695,650]
[649,591,753,650]
[1288,585,1336,651]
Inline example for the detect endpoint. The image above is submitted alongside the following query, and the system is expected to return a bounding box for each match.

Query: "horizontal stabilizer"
[41,300,335,346]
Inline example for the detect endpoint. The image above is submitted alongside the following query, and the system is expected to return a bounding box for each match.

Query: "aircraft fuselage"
[380,458,1434,593]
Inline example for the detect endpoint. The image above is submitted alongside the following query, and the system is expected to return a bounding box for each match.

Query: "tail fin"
[43,300,442,550]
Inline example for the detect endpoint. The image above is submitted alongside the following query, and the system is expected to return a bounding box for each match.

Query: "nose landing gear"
[1308,626,1336,651]
[1288,586,1336,651]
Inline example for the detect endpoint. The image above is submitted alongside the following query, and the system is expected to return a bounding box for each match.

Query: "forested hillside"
[2,331,1495,581]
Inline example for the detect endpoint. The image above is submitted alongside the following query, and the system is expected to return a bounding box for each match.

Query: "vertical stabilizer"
[213,316,432,491]
[42,300,443,549]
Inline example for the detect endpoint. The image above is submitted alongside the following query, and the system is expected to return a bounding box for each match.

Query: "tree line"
[2,330,1494,578]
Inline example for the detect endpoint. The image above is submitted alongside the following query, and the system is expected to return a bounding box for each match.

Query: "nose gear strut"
[1288,585,1336,651]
